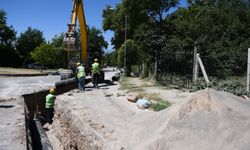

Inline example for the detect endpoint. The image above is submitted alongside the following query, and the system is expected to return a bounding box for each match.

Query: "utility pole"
[193,41,199,83]
[124,14,128,76]
[247,48,250,92]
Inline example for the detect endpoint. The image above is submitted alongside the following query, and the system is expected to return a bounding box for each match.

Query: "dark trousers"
[93,73,99,87]
[45,108,54,124]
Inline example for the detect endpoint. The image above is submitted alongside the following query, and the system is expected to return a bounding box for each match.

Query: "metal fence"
[155,48,248,95]
[156,59,193,88]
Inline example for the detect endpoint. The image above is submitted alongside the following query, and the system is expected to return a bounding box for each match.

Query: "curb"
[0,73,49,77]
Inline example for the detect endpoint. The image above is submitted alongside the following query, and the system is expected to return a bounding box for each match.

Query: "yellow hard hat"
[50,88,55,94]
[77,62,81,66]
[94,59,98,62]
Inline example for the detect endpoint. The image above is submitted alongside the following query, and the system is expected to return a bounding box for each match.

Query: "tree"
[118,39,139,76]
[16,27,45,64]
[50,33,68,68]
[103,0,179,78]
[143,0,179,23]
[0,10,16,46]
[87,26,108,63]
[0,9,20,67]
[31,43,61,67]
[103,50,118,67]
[166,0,250,76]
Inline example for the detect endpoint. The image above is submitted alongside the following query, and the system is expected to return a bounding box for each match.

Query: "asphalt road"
[0,68,118,150]
[0,75,60,150]
[0,75,60,98]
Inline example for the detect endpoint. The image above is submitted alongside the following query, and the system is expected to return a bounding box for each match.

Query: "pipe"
[33,117,53,150]
[55,77,76,88]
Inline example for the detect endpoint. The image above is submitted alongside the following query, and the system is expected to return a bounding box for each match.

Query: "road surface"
[0,75,60,150]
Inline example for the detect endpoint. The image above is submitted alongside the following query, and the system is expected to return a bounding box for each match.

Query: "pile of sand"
[46,88,250,150]
[131,88,250,150]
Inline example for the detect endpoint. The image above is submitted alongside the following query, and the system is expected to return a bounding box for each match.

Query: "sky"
[0,0,187,51]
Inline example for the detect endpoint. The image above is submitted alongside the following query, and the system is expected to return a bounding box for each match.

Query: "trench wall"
[23,78,92,150]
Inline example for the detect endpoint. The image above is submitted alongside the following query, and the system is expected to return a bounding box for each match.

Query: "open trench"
[23,78,98,150]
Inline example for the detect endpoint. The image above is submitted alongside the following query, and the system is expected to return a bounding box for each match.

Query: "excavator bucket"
[63,31,79,51]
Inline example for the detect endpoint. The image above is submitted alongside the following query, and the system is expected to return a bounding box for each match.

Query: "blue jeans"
[78,76,85,91]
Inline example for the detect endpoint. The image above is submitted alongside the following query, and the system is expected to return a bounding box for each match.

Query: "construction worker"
[92,58,100,88]
[45,88,56,124]
[76,62,86,91]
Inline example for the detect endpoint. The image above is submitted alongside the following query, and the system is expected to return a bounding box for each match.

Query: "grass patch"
[139,92,162,101]
[139,92,171,111]
[150,101,171,111]
[118,76,131,90]
[119,76,145,92]
[127,87,144,93]
[119,76,171,111]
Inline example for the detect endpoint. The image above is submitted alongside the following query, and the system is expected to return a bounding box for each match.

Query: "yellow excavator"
[63,0,87,61]
[62,0,104,82]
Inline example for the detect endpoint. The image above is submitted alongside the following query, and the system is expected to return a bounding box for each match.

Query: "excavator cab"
[63,24,79,51]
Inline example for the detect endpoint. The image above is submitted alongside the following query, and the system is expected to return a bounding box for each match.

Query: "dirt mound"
[46,87,250,150]
[135,88,250,150]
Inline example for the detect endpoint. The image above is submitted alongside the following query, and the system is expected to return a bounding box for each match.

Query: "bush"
[191,76,248,96]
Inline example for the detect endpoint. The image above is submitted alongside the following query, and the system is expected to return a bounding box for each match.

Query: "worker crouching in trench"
[45,88,56,124]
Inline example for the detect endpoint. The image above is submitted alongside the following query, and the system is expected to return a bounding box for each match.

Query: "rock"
[127,93,139,102]
[116,93,125,97]
[105,93,113,97]
[104,91,113,97]
[241,95,249,100]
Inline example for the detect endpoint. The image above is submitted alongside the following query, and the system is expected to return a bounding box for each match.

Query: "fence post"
[192,43,199,83]
[196,53,209,85]
[247,48,250,92]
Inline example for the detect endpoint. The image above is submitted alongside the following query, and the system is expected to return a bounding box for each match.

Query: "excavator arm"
[63,0,88,62]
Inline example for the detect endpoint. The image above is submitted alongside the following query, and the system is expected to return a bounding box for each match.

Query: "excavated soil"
[45,87,250,150]
[133,88,250,150]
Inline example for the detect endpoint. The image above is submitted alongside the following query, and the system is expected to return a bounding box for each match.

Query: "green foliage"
[143,0,179,23]
[102,0,180,78]
[16,27,45,64]
[191,77,216,91]
[0,9,16,46]
[87,26,108,62]
[140,62,150,78]
[217,80,247,96]
[118,39,139,76]
[0,9,20,67]
[103,50,117,66]
[31,43,60,67]
[50,33,68,68]
[0,45,21,67]
[167,1,250,77]
[103,0,250,80]
[191,76,247,96]
[102,4,127,49]
[131,65,138,74]
[51,33,64,47]
[49,26,108,68]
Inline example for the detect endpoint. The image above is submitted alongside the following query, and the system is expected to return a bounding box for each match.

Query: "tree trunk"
[154,49,159,79]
